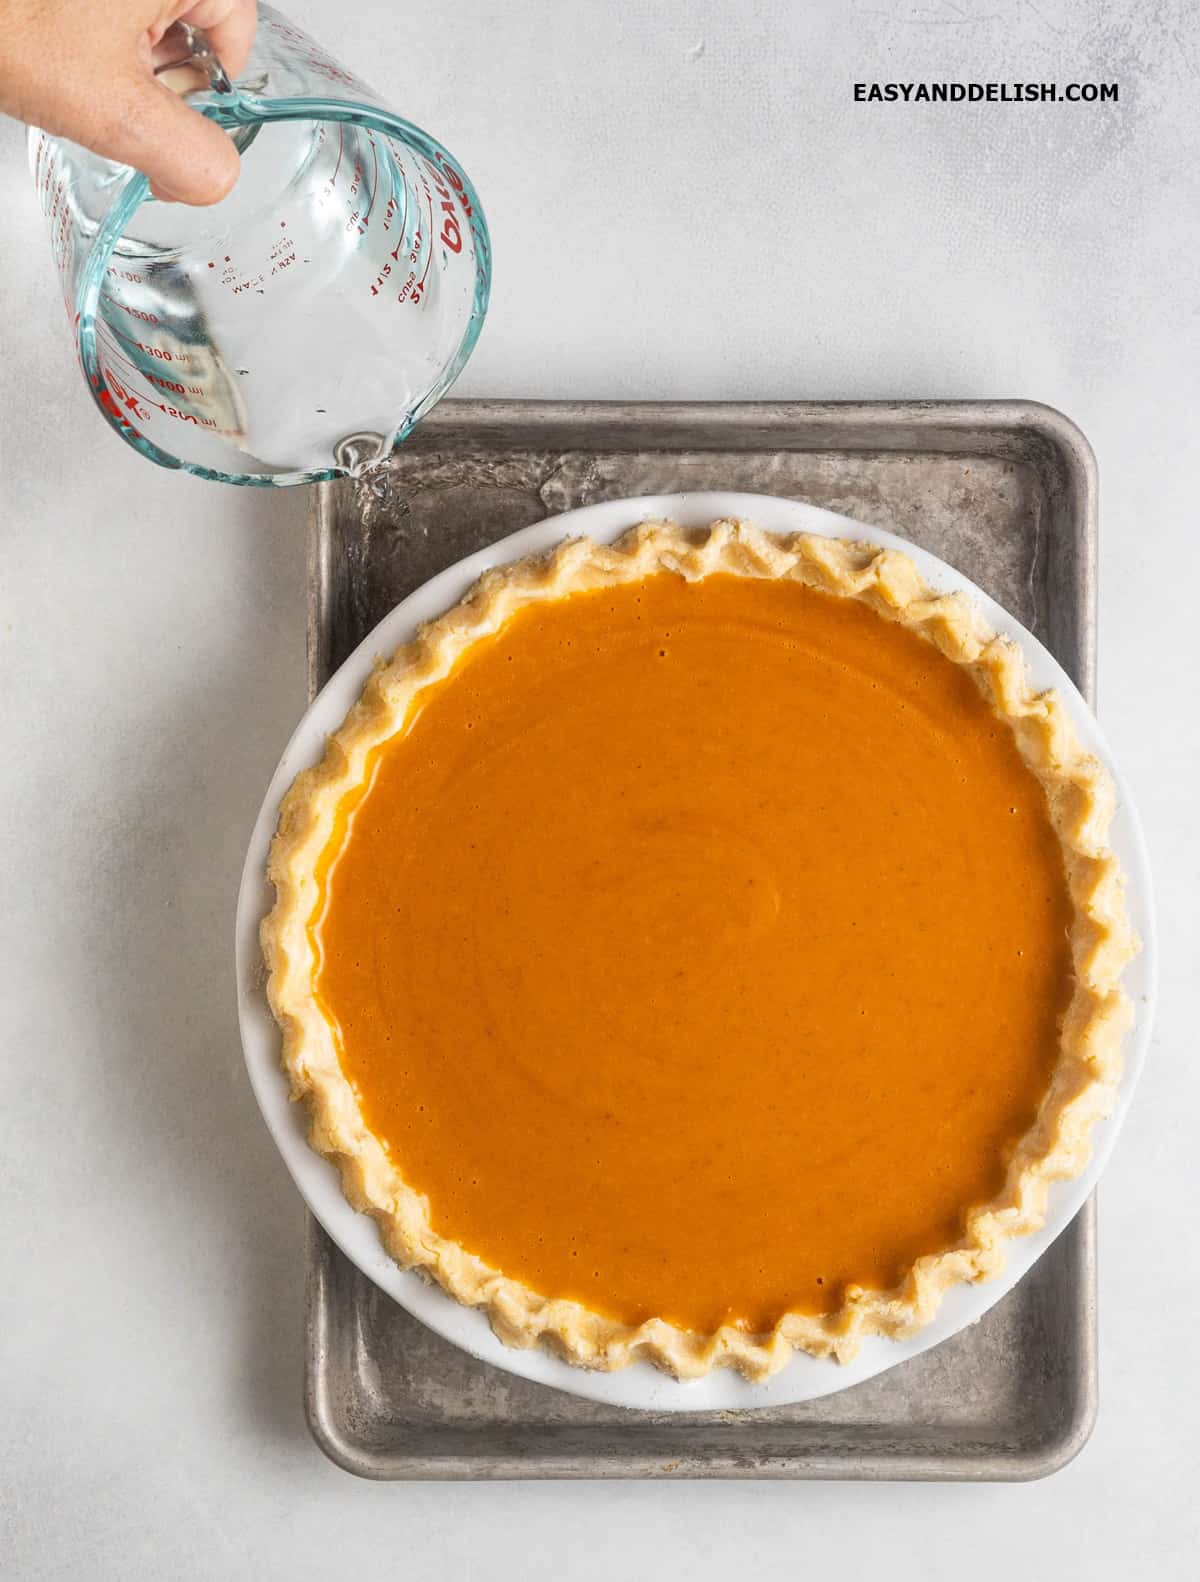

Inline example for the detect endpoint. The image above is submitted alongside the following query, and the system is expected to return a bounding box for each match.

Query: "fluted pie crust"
[261,521,1138,1380]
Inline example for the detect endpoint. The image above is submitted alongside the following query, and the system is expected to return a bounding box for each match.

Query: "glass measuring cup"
[28,4,490,486]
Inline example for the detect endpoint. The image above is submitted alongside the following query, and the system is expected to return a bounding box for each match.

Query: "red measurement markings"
[98,324,209,413]
[376,199,421,298]
[269,19,361,88]
[329,131,380,237]
[97,367,149,427]
[96,322,145,373]
[360,133,380,230]
[144,372,211,400]
[378,151,475,305]
[98,316,221,429]
[410,174,437,305]
[313,60,357,87]
[425,153,469,254]
[433,153,474,219]
[269,230,296,276]
[100,292,159,325]
[207,249,268,294]
[329,126,344,193]
[101,325,154,372]
[104,365,223,430]
[206,252,265,294]
[156,404,218,428]
[98,327,169,398]
[37,160,76,278]
[147,374,185,395]
[36,157,77,277]
[387,175,433,305]
[344,154,368,235]
[103,319,196,373]
[373,190,403,287]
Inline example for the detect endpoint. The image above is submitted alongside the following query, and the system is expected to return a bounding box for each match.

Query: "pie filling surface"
[311,570,1076,1334]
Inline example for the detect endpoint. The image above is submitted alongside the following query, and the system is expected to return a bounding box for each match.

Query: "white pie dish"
[235,490,1156,1411]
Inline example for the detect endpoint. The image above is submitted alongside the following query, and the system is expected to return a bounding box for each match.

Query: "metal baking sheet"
[303,398,1098,1481]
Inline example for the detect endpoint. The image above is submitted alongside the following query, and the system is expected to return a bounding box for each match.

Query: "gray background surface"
[1,0,1194,1575]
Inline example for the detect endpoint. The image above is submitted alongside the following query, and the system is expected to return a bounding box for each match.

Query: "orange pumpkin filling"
[312,573,1074,1334]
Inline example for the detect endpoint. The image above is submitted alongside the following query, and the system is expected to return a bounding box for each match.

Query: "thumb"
[101,75,240,205]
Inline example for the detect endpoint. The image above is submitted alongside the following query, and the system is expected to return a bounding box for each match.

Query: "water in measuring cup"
[90,115,480,477]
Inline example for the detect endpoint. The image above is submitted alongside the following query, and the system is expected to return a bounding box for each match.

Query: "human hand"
[1,1,257,204]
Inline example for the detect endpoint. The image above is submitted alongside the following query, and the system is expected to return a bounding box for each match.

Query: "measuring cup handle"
[152,21,234,95]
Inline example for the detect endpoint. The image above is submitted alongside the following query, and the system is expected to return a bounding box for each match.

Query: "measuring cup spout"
[334,432,390,476]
